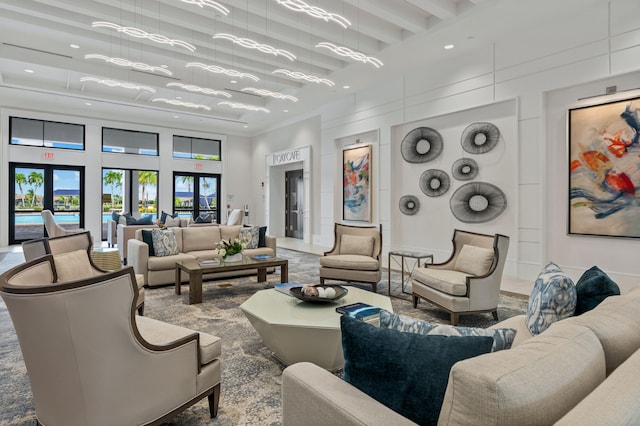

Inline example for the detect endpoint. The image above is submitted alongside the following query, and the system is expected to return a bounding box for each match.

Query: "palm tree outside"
[138,171,157,214]
[103,170,123,209]
[15,173,27,208]
[27,171,44,208]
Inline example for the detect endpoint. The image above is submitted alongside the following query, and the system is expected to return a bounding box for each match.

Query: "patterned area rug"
[0,249,528,425]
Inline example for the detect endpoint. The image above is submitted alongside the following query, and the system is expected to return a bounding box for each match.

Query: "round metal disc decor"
[460,122,500,154]
[450,182,507,223]
[401,127,444,163]
[399,195,420,215]
[451,158,479,181]
[419,169,450,197]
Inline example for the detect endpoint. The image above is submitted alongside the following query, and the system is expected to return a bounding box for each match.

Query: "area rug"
[0,249,528,425]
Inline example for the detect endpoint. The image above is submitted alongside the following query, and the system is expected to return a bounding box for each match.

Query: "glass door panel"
[174,173,220,222]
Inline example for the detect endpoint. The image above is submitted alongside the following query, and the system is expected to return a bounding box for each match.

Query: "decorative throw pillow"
[575,266,620,315]
[135,214,154,225]
[164,215,181,228]
[53,250,96,282]
[258,226,268,247]
[124,212,136,225]
[195,213,213,223]
[151,229,179,257]
[341,316,493,426]
[111,211,122,223]
[141,230,156,256]
[239,226,260,249]
[379,311,516,352]
[160,210,178,224]
[454,245,494,276]
[340,234,374,257]
[526,262,577,335]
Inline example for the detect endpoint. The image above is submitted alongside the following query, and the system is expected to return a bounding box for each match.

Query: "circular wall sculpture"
[449,182,507,223]
[419,169,450,197]
[460,122,500,154]
[399,195,420,215]
[401,127,443,163]
[451,158,479,181]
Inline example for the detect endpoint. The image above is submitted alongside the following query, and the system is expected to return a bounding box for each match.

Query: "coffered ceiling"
[0,0,580,135]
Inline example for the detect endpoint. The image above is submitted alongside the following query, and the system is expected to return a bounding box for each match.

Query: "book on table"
[198,259,220,266]
[274,282,304,296]
[251,255,274,260]
[335,302,383,320]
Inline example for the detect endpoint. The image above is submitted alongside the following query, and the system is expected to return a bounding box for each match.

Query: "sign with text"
[272,149,301,165]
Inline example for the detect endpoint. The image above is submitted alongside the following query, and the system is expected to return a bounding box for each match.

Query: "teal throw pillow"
[526,262,576,335]
[575,266,620,315]
[160,210,178,224]
[195,213,213,223]
[135,214,154,225]
[141,230,155,256]
[341,316,493,426]
[379,311,516,352]
[258,226,267,247]
[151,229,179,257]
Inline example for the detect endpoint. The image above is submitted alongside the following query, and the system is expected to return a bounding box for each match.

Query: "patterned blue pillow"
[151,229,179,257]
[526,262,576,335]
[379,311,516,352]
[239,226,260,249]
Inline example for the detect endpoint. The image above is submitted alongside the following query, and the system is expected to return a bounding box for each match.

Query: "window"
[174,173,220,222]
[173,135,221,161]
[10,117,85,150]
[102,127,158,156]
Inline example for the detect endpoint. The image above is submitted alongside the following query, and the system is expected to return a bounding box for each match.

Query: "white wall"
[251,0,640,284]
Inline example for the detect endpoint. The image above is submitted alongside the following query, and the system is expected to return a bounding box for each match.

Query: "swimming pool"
[15,213,116,225]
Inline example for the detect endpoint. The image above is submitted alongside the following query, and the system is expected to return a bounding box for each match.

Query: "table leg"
[175,266,181,295]
[189,271,203,305]
[401,256,406,293]
[257,267,267,282]
[388,252,392,296]
[280,262,288,283]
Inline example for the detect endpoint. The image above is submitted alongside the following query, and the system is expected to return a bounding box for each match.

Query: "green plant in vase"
[216,238,247,260]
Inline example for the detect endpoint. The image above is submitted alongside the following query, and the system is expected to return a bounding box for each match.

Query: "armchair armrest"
[282,362,416,426]
[107,220,117,247]
[128,239,150,286]
[265,235,276,253]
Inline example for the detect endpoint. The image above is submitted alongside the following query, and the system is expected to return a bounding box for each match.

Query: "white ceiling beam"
[342,0,429,35]
[405,0,458,20]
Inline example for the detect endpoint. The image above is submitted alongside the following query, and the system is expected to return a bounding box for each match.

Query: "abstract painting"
[569,96,640,237]
[343,145,372,221]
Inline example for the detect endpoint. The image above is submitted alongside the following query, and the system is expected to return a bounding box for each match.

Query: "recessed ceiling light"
[70,44,80,49]
[161,64,169,68]
[343,85,350,89]
[283,109,289,112]
[230,80,237,84]
[24,69,34,73]
[176,96,183,100]
[444,44,455,50]
[243,125,248,128]
[85,102,92,106]
[173,115,180,118]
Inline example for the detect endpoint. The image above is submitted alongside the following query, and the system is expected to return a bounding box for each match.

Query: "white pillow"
[340,234,374,257]
[454,245,494,276]
[164,215,181,227]
[54,250,97,282]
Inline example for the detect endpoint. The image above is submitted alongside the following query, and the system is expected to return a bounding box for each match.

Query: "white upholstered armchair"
[0,255,221,426]
[411,229,510,325]
[41,209,86,238]
[319,223,383,292]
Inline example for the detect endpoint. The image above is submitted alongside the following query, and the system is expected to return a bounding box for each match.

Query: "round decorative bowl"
[289,285,348,304]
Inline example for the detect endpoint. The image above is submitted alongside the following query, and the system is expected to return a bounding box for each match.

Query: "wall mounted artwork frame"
[343,144,372,222]
[568,96,640,238]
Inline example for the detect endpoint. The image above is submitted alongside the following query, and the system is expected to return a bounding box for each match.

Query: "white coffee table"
[239,286,393,370]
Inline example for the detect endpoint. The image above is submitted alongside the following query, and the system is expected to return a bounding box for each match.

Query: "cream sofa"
[282,286,640,425]
[128,225,276,287]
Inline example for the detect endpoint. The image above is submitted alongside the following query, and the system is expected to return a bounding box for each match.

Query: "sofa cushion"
[526,262,576,335]
[379,311,516,352]
[411,267,469,296]
[151,229,179,257]
[182,226,222,253]
[319,255,379,271]
[141,230,155,256]
[439,323,606,426]
[340,234,374,257]
[574,266,620,315]
[220,225,241,241]
[454,244,494,276]
[53,249,98,282]
[341,316,493,426]
[148,253,195,270]
[239,226,260,249]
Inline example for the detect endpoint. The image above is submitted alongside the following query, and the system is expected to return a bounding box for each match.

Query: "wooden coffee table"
[175,256,288,304]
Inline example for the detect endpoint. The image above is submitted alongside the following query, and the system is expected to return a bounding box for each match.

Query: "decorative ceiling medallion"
[84,54,173,76]
[275,0,351,28]
[399,195,420,215]
[180,0,230,15]
[167,82,231,98]
[213,33,296,61]
[419,169,450,197]
[450,182,507,223]
[92,22,196,52]
[80,77,156,93]
[218,101,270,113]
[186,62,259,81]
[316,42,383,68]
[272,69,334,87]
[451,158,479,181]
[400,127,443,163]
[461,122,500,154]
[151,98,211,110]
[241,87,298,102]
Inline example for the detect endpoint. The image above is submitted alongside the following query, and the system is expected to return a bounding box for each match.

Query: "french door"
[285,169,304,239]
[9,163,85,244]
[173,172,221,222]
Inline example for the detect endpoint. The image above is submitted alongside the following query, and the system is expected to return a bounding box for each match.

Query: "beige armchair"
[41,209,85,238]
[22,231,145,315]
[319,223,382,292]
[411,229,510,325]
[0,255,221,426]
[226,208,243,226]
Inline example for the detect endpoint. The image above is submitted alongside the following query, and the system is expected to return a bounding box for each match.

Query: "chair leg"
[137,303,144,316]
[208,383,221,418]
[371,282,377,293]
[412,295,419,308]
[492,310,499,321]
[450,312,459,326]
[319,277,325,284]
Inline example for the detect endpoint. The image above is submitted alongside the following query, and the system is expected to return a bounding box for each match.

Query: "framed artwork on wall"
[343,145,372,222]
[568,96,640,238]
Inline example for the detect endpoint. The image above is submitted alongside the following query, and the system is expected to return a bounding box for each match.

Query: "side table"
[91,247,122,271]
[388,250,433,297]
